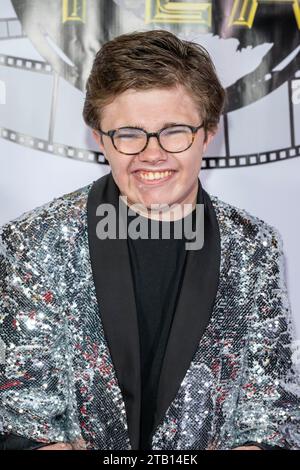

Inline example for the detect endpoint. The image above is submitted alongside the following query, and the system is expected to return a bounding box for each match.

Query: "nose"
[138,135,167,162]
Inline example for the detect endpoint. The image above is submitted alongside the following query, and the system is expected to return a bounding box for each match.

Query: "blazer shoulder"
[208,193,282,249]
[0,182,93,254]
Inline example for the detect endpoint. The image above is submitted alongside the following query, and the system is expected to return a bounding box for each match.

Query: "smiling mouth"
[133,170,177,183]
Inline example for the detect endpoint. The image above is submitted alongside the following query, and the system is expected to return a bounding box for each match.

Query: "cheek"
[181,154,201,174]
[111,165,134,190]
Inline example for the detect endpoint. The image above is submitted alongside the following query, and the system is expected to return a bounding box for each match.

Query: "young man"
[0,30,300,451]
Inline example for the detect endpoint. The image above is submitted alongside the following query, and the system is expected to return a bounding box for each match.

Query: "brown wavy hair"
[82,29,226,142]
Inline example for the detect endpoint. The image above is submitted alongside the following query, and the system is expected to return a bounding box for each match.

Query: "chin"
[142,197,172,208]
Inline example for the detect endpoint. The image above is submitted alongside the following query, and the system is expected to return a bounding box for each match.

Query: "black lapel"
[151,181,221,436]
[87,171,141,450]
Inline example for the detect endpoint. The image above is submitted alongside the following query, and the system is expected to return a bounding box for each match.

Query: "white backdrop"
[1,0,299,337]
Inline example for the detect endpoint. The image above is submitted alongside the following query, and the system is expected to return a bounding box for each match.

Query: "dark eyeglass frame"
[95,122,205,155]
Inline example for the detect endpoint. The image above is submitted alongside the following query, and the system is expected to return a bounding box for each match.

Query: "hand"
[37,443,73,450]
[232,445,262,450]
[37,438,86,450]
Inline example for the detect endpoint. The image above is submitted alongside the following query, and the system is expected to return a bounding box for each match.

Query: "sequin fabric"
[0,183,300,450]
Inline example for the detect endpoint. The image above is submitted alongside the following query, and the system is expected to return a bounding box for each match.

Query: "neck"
[120,183,199,222]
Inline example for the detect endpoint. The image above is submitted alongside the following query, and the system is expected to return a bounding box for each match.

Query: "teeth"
[138,170,173,180]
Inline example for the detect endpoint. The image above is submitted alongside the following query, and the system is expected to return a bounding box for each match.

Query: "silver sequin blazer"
[0,172,300,450]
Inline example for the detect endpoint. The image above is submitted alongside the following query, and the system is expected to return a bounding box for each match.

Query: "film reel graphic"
[0,14,299,170]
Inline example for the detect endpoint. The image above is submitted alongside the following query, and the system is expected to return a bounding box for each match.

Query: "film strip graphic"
[0,25,299,169]
[0,53,53,74]
[1,126,299,169]
[0,127,107,164]
[0,17,25,40]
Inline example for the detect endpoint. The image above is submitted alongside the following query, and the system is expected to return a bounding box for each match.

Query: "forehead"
[100,85,201,128]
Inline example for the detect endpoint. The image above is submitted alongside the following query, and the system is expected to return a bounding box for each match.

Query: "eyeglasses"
[96,122,205,155]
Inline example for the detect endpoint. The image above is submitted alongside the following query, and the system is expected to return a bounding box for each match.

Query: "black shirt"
[126,204,196,450]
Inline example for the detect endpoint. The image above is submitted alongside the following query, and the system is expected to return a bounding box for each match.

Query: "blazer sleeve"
[229,227,300,450]
[0,433,56,450]
[0,221,70,445]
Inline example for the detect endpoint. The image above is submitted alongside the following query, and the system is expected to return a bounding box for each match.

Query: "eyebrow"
[120,122,186,129]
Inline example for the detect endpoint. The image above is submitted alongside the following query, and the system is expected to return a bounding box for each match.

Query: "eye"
[115,128,144,139]
[162,126,190,135]
[118,134,137,139]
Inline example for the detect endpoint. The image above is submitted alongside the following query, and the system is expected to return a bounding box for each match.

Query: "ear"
[202,127,217,154]
[92,129,105,154]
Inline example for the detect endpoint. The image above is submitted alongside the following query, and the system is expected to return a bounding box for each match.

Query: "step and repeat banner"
[0,0,299,333]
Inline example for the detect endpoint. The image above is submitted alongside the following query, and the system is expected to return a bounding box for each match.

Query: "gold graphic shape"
[145,0,212,26]
[62,0,86,23]
[228,0,300,29]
